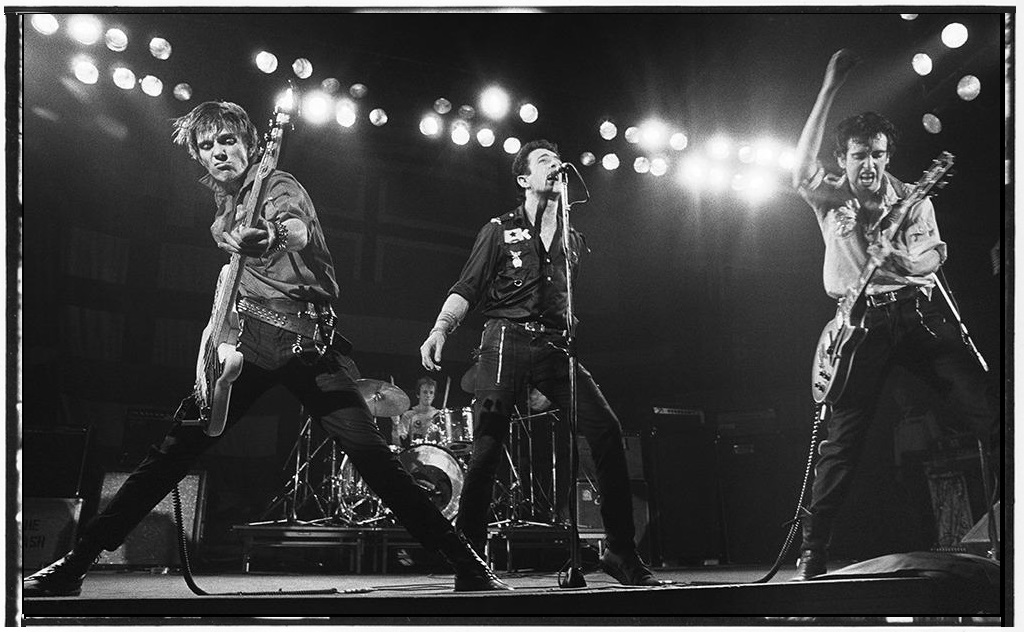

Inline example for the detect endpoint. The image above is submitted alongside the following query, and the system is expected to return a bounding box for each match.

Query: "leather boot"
[437,531,512,592]
[791,549,828,581]
[24,541,103,597]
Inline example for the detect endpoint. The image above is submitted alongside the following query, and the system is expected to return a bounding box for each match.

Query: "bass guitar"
[193,93,294,436]
[811,151,955,405]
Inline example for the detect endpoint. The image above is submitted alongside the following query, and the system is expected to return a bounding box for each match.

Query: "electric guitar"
[192,95,293,436]
[811,151,955,405]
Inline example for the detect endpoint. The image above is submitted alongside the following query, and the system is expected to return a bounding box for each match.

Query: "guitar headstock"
[910,151,955,200]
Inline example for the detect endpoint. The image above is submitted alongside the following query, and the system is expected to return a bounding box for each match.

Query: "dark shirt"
[202,167,340,303]
[449,203,586,329]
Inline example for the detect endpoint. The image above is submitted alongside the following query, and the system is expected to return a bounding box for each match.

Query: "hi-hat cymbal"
[356,379,411,417]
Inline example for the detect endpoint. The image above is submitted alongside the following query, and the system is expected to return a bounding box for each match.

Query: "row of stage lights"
[34,12,990,205]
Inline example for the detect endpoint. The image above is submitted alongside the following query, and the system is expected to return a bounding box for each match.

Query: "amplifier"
[23,498,83,570]
[576,480,652,560]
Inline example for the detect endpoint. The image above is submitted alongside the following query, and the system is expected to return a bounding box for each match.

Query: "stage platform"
[21,558,1002,624]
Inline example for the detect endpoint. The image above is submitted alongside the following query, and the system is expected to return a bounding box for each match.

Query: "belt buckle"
[523,322,541,333]
[868,291,895,308]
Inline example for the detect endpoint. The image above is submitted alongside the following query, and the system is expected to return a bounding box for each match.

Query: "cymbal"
[356,379,411,417]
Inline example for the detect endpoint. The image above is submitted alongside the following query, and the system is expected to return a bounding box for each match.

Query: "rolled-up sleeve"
[901,198,947,265]
[449,221,501,309]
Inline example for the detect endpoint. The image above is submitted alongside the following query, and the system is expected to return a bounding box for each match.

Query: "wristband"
[266,218,289,255]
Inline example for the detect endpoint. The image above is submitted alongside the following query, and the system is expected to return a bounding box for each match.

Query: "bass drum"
[398,444,464,520]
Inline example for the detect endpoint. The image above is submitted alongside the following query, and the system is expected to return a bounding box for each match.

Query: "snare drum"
[397,444,465,520]
[441,406,475,456]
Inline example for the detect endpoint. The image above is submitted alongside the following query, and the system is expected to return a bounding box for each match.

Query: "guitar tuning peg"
[936,181,948,189]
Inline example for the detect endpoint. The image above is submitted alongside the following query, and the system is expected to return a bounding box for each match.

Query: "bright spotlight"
[942,22,969,48]
[639,120,668,150]
[255,51,278,74]
[922,113,942,134]
[336,99,357,128]
[369,108,388,127]
[957,75,981,101]
[321,78,341,94]
[602,153,620,170]
[477,128,495,147]
[650,158,668,177]
[481,86,511,120]
[742,171,775,203]
[71,57,97,84]
[350,84,368,99]
[30,14,59,35]
[451,121,471,146]
[708,166,728,190]
[737,145,755,164]
[731,173,747,192]
[580,152,596,167]
[292,58,313,80]
[67,15,102,45]
[708,136,731,160]
[777,148,797,171]
[678,156,706,187]
[434,98,452,114]
[104,28,127,52]
[900,14,918,20]
[459,105,476,119]
[420,113,442,137]
[624,126,640,144]
[633,157,651,174]
[519,103,539,124]
[754,141,777,166]
[503,137,521,154]
[912,53,933,76]
[276,87,296,113]
[173,83,192,101]
[599,120,618,140]
[149,37,172,60]
[669,132,688,151]
[111,66,136,90]
[302,92,332,125]
[140,75,163,97]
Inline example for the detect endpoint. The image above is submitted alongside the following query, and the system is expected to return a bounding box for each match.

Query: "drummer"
[393,376,442,448]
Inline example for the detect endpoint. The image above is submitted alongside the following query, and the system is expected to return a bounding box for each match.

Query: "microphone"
[547,162,572,179]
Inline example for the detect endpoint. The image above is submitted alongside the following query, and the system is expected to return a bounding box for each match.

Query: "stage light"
[900,14,918,20]
[255,51,278,74]
[149,37,172,60]
[459,104,476,119]
[777,148,797,171]
[922,113,942,134]
[369,108,388,127]
[601,153,620,170]
[434,98,452,115]
[321,78,341,94]
[708,166,728,190]
[480,85,511,120]
[519,102,539,124]
[957,75,981,101]
[738,145,755,164]
[639,119,668,151]
[669,132,688,151]
[942,23,968,48]
[599,120,617,140]
[476,128,495,147]
[634,157,651,174]
[912,53,933,76]
[67,15,102,45]
[350,84,368,99]
[276,87,296,113]
[650,157,668,177]
[104,28,127,52]
[419,113,442,137]
[580,151,596,167]
[503,137,521,154]
[708,136,731,160]
[30,14,59,35]
[451,121,471,146]
[742,170,775,203]
[292,58,313,80]
[335,99,357,128]
[111,66,136,90]
[73,58,99,84]
[678,155,706,188]
[173,83,192,101]
[754,140,777,166]
[624,126,640,144]
[140,75,163,97]
[302,92,332,125]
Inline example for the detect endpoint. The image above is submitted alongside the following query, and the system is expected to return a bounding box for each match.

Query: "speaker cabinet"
[576,479,652,560]
[121,408,175,468]
[95,471,207,568]
[23,498,83,571]
[23,427,91,498]
[644,407,723,565]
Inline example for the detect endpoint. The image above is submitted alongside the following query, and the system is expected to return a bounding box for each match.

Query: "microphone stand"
[555,168,586,589]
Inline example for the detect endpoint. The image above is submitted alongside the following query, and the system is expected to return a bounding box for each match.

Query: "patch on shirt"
[510,249,523,268]
[829,201,859,238]
[504,228,532,244]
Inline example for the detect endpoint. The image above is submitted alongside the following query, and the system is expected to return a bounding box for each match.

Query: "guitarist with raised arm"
[790,50,998,581]
[24,100,510,597]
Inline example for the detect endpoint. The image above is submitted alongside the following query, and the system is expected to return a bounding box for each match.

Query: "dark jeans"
[456,318,637,555]
[803,290,998,552]
[80,318,456,553]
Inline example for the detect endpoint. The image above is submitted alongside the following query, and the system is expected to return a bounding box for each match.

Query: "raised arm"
[793,49,861,188]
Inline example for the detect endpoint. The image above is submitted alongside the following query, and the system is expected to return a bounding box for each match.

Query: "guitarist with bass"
[789,49,998,581]
[24,100,510,597]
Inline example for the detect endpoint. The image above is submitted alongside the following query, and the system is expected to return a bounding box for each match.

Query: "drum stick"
[442,376,452,439]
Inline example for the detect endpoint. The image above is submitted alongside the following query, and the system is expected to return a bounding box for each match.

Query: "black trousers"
[79,318,456,553]
[456,319,637,555]
[803,290,998,552]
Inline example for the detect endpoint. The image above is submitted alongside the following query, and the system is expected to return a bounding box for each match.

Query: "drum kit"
[255,376,563,531]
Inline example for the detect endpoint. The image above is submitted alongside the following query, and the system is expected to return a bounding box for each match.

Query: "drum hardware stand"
[251,414,333,525]
[488,414,551,530]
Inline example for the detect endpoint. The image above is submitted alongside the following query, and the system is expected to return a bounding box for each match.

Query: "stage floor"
[20,561,999,624]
